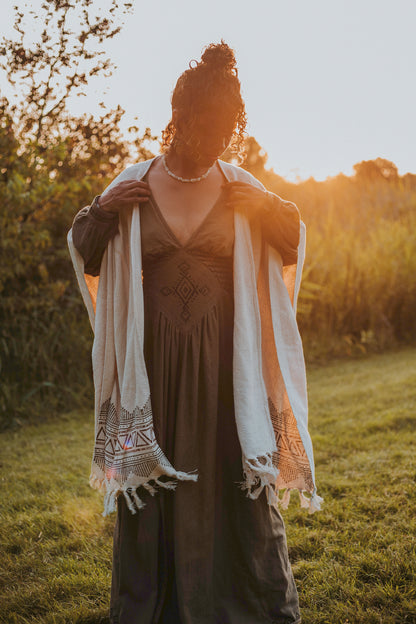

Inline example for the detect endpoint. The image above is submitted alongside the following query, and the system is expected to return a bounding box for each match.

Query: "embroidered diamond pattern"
[177,275,195,302]
[160,260,210,322]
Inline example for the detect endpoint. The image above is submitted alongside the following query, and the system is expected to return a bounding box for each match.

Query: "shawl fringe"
[279,487,324,514]
[239,454,323,514]
[239,453,279,504]
[89,463,198,517]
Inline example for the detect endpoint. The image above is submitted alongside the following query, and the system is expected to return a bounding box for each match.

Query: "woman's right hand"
[98,180,151,213]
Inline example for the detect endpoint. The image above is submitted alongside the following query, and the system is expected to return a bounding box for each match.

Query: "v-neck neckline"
[145,159,228,248]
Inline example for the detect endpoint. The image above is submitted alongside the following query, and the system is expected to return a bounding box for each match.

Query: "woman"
[69,42,320,624]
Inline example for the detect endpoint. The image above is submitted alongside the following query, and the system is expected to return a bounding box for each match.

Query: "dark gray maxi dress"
[72,179,301,624]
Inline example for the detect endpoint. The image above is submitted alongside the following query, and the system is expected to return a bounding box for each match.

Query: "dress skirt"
[106,187,300,624]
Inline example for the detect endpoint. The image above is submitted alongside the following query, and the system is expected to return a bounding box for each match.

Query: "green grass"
[1,348,415,623]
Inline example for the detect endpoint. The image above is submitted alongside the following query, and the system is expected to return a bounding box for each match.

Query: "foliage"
[0,2,154,429]
[1,2,415,429]
[232,141,416,361]
[353,157,399,183]
[0,0,132,143]
[1,348,415,622]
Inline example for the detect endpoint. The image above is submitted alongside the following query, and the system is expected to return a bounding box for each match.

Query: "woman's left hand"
[222,181,301,263]
[222,181,271,217]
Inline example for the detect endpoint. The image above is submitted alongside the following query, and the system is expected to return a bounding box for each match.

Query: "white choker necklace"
[162,155,215,183]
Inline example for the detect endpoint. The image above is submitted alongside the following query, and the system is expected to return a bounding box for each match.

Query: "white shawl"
[68,157,322,517]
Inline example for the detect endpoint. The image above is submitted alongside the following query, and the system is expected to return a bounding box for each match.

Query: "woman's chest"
[140,193,234,259]
[147,162,225,247]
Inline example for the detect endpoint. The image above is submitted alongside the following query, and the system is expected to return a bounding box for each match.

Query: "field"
[1,348,415,623]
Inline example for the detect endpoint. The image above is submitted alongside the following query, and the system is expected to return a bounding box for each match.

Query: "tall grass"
[266,174,416,359]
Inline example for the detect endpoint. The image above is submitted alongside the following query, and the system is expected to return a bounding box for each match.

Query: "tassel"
[299,490,311,509]
[266,484,279,506]
[131,488,145,511]
[103,488,118,517]
[122,489,137,515]
[176,470,198,482]
[309,490,324,514]
[280,488,292,510]
[247,483,263,500]
[155,477,177,490]
[241,470,257,491]
[142,482,158,496]
[241,471,264,499]
[103,490,110,515]
[89,473,104,491]
[108,490,118,514]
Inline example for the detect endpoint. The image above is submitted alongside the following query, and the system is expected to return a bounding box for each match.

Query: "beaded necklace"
[162,154,215,183]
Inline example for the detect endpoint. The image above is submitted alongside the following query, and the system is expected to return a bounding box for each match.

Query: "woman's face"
[173,107,236,167]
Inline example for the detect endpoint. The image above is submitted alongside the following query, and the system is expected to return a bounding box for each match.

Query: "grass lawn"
[1,348,415,623]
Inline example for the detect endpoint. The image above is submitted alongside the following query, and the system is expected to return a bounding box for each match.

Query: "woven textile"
[67,158,322,516]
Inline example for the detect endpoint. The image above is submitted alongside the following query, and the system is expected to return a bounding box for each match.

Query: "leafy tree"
[222,135,269,178]
[353,158,399,183]
[1,1,131,139]
[0,1,154,429]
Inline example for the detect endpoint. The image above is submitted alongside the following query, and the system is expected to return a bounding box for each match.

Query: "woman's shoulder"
[218,160,265,190]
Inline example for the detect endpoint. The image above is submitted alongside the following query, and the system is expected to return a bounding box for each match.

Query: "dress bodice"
[140,190,234,332]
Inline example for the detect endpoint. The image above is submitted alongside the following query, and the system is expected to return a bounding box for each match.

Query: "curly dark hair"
[161,41,247,162]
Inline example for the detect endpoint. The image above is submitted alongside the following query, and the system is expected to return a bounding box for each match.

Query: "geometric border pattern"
[93,398,167,482]
[269,398,314,491]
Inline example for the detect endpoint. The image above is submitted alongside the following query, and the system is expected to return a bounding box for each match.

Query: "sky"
[1,0,415,181]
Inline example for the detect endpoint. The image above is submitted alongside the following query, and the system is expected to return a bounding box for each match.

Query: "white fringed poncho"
[68,158,322,517]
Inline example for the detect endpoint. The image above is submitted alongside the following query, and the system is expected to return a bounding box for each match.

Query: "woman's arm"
[72,196,119,276]
[223,182,300,265]
[72,179,151,276]
[260,193,300,265]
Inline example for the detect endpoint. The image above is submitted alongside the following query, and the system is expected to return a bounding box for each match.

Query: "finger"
[121,187,152,197]
[116,189,151,202]
[118,179,150,188]
[223,187,263,199]
[222,181,252,188]
[227,188,252,196]
[112,180,151,193]
[222,184,247,195]
[119,193,151,204]
[225,191,255,202]
[225,195,263,209]
[123,196,151,204]
[108,196,150,211]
